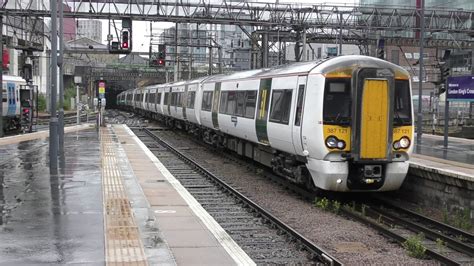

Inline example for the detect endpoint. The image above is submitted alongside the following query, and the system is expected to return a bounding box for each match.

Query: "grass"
[436,238,446,252]
[314,197,330,211]
[443,207,472,231]
[314,197,341,214]
[403,233,426,259]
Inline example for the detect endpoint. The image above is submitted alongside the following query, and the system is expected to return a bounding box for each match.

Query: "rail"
[141,127,342,266]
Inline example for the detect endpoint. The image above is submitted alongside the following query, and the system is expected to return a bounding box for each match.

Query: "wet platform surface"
[0,125,252,265]
[0,129,104,264]
[414,134,474,165]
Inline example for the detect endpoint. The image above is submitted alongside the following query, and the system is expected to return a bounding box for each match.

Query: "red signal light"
[121,30,130,50]
[158,59,164,65]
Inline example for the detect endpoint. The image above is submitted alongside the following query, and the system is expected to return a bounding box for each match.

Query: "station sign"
[447,75,474,102]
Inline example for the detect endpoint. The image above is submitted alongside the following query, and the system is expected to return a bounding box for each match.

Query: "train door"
[352,68,395,161]
[143,90,149,111]
[211,82,221,129]
[2,82,6,115]
[167,87,171,116]
[7,82,16,116]
[255,78,271,145]
[182,85,188,120]
[291,76,307,154]
[155,88,161,113]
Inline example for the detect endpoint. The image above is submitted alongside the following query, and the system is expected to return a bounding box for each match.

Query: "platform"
[409,134,473,185]
[0,124,253,265]
[414,134,474,165]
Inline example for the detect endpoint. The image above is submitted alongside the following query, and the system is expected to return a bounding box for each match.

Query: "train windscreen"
[323,78,352,126]
[394,80,412,126]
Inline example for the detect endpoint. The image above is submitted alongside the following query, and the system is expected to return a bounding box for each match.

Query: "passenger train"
[118,55,414,192]
[2,75,27,131]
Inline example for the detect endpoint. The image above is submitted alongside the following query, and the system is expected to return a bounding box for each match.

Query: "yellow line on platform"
[100,127,148,266]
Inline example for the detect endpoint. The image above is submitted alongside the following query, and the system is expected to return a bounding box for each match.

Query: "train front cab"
[306,58,414,192]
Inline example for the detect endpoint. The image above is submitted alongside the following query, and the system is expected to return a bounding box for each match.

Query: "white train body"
[118,56,414,192]
[2,75,27,131]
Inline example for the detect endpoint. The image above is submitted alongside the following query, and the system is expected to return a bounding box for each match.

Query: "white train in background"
[1,75,27,131]
[118,55,414,192]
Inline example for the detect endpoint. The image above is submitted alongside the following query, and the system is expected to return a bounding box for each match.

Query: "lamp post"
[49,0,58,172]
[416,0,425,146]
[74,76,82,125]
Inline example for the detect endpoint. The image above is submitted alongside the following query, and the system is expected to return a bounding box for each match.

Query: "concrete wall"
[396,168,474,222]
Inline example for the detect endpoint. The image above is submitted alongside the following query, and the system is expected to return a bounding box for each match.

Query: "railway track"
[133,127,342,265]
[146,125,473,265]
[349,197,474,265]
[37,112,91,125]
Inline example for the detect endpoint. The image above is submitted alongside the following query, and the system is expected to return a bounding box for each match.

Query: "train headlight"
[325,136,338,149]
[337,140,346,150]
[393,141,401,150]
[393,136,410,150]
[399,137,410,149]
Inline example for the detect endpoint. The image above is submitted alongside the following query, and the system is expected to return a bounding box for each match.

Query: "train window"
[164,92,170,105]
[328,83,345,93]
[394,80,412,126]
[235,91,246,116]
[157,93,162,105]
[171,92,180,106]
[201,91,213,111]
[295,85,305,126]
[171,92,175,106]
[176,92,184,107]
[226,91,237,115]
[149,93,155,104]
[145,93,149,103]
[269,89,292,124]
[323,78,351,125]
[219,91,228,113]
[244,90,257,119]
[187,91,196,109]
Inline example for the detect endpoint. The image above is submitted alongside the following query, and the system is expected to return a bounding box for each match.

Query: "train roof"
[133,55,410,92]
[316,55,410,78]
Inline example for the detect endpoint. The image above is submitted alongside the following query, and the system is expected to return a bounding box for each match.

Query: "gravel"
[158,130,438,265]
[109,110,438,265]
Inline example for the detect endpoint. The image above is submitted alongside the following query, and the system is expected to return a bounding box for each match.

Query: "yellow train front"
[304,56,414,192]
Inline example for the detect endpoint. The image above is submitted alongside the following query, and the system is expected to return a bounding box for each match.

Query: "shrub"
[315,197,330,211]
[403,233,426,259]
[38,93,47,112]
